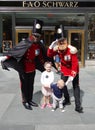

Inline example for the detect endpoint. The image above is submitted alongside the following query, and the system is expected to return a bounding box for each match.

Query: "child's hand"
[44,85,49,88]
[44,85,51,91]
[43,84,50,88]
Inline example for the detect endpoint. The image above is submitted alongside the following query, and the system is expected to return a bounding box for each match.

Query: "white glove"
[0,56,8,62]
[65,76,74,86]
[49,39,58,49]
[53,45,59,51]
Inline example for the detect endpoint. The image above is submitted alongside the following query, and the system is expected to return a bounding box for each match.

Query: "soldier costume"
[47,25,83,113]
[0,19,56,110]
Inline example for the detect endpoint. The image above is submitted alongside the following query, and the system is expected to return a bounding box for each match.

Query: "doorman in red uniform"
[0,19,49,110]
[47,25,83,113]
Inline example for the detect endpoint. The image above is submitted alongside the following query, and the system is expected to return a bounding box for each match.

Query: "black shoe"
[63,100,71,106]
[22,102,33,110]
[29,101,38,107]
[75,107,83,113]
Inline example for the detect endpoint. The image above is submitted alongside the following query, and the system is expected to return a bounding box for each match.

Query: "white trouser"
[52,93,64,109]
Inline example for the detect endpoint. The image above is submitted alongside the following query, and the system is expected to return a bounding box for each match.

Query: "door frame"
[15,29,32,44]
[44,30,55,47]
[68,29,85,67]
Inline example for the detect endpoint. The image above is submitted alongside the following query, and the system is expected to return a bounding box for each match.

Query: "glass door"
[68,30,85,67]
[44,31,55,47]
[15,29,32,44]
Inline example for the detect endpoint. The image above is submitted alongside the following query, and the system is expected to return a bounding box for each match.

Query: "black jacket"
[1,38,56,75]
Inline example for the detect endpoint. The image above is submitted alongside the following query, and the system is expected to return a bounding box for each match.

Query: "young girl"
[40,62,54,109]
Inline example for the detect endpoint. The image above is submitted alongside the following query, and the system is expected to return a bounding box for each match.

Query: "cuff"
[71,71,76,77]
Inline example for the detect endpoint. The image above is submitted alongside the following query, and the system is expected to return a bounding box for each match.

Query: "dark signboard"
[0,1,95,8]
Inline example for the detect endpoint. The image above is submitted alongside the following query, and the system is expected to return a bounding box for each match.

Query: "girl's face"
[45,63,52,72]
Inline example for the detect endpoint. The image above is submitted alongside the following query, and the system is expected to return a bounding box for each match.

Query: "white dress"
[41,71,54,96]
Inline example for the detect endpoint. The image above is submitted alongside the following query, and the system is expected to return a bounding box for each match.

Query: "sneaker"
[61,108,65,112]
[51,107,56,112]
[41,104,47,109]
[47,103,52,108]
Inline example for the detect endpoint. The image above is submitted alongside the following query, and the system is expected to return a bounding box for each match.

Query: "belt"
[25,59,34,63]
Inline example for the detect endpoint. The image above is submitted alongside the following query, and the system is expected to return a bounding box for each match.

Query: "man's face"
[33,35,41,42]
[57,39,68,51]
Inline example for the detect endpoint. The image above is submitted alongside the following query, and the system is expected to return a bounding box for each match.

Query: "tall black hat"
[32,19,44,37]
[54,24,64,40]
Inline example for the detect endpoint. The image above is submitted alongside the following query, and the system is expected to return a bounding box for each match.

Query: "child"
[54,54,60,74]
[40,62,54,109]
[51,79,65,112]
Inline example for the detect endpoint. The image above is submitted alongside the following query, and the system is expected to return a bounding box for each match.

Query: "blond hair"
[44,61,52,68]
[57,79,65,89]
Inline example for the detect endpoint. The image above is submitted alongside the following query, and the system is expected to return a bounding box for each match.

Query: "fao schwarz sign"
[0,1,95,8]
[23,1,79,8]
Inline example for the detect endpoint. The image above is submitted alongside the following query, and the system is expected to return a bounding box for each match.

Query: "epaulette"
[68,45,78,54]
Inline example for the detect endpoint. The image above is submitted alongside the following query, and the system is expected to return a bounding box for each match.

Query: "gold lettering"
[34,1,40,7]
[22,1,79,8]
[46,2,52,7]
[69,2,74,7]
[64,2,69,7]
[74,2,78,7]
[52,2,59,7]
[58,2,65,7]
[42,1,47,7]
[23,1,29,7]
[28,2,33,7]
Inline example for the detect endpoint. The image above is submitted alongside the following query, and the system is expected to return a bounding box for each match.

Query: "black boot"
[29,100,38,107]
[22,102,33,110]
[63,99,71,106]
[75,107,83,113]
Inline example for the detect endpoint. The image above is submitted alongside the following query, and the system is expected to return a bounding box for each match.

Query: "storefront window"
[1,14,12,52]
[15,13,85,27]
[15,13,85,46]
[2,14,12,40]
[88,14,95,59]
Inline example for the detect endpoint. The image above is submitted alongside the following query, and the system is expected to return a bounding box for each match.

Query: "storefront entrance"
[15,28,54,46]
[15,28,85,67]
[68,30,85,67]
[15,28,32,44]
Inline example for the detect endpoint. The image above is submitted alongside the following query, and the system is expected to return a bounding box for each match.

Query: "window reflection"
[71,33,81,61]
[15,13,85,27]
[88,14,95,59]
[3,15,12,40]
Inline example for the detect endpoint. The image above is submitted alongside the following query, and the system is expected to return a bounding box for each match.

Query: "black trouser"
[61,73,81,109]
[19,71,36,103]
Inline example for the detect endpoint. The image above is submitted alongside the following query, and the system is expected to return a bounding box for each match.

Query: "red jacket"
[47,47,79,77]
[23,43,44,73]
